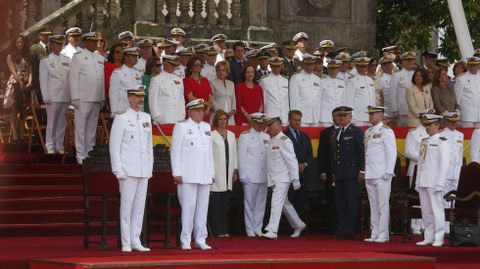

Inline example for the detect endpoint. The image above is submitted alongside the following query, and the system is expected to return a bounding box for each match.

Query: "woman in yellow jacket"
[406,68,434,126]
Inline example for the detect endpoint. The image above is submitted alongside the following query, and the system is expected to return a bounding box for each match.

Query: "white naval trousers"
[264,182,304,234]
[45,102,69,152]
[365,178,391,240]
[74,102,100,160]
[418,187,445,243]
[118,176,149,248]
[242,182,268,235]
[177,183,210,246]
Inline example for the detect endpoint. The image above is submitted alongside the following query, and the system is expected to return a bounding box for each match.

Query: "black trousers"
[210,191,231,236]
[288,177,308,221]
[334,179,359,237]
[325,177,337,234]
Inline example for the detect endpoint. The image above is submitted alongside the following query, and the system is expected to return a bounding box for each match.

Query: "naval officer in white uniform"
[416,114,450,247]
[363,106,397,243]
[237,113,270,237]
[171,99,215,250]
[109,47,143,116]
[39,34,71,154]
[259,58,289,124]
[61,27,82,60]
[262,116,306,239]
[109,86,153,252]
[69,32,105,164]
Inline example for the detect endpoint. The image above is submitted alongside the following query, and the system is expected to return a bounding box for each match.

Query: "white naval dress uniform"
[416,133,450,244]
[364,122,397,241]
[133,57,147,74]
[345,74,376,125]
[69,49,105,161]
[289,70,322,126]
[61,43,82,61]
[389,69,414,126]
[109,108,153,248]
[259,73,289,124]
[471,128,480,163]
[264,132,305,234]
[454,72,480,127]
[109,65,143,116]
[173,65,186,79]
[440,128,463,232]
[319,75,346,126]
[39,53,71,153]
[170,118,214,247]
[148,71,185,123]
[405,125,428,232]
[237,128,269,236]
[377,73,392,110]
[200,63,216,82]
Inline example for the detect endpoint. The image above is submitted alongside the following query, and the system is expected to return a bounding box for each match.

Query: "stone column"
[245,0,272,41]
[135,0,156,21]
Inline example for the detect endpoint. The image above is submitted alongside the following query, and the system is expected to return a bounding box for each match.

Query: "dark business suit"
[227,57,248,84]
[331,124,365,239]
[284,127,313,220]
[317,125,338,234]
[281,57,300,80]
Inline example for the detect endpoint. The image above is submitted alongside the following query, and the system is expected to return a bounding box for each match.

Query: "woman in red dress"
[235,64,264,125]
[104,43,124,112]
[184,55,213,122]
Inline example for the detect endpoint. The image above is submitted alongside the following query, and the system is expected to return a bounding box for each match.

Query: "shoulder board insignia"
[73,51,81,55]
[348,74,355,79]
[281,135,288,140]
[439,137,447,141]
[116,111,126,115]
[241,130,250,134]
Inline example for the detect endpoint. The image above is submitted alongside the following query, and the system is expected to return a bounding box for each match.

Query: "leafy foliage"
[376,0,480,60]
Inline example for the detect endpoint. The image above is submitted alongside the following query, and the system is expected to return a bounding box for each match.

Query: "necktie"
[337,127,344,141]
[45,45,50,55]
[290,60,295,69]
[295,129,301,143]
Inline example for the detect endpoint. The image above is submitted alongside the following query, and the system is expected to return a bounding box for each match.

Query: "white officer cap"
[65,27,82,36]
[127,85,147,96]
[192,43,208,53]
[327,59,342,68]
[366,105,387,113]
[204,46,219,56]
[211,33,227,42]
[175,46,195,56]
[49,35,65,44]
[417,109,435,118]
[245,49,259,59]
[268,57,284,66]
[292,32,308,42]
[118,31,134,40]
[123,47,140,56]
[335,52,351,62]
[250,112,266,123]
[351,50,368,59]
[400,51,416,60]
[354,57,371,66]
[379,56,394,65]
[81,32,101,41]
[382,45,400,53]
[158,39,180,49]
[466,56,480,65]
[441,111,461,122]
[421,114,443,125]
[302,53,318,64]
[186,99,206,110]
[162,54,180,66]
[264,115,281,125]
[259,43,277,51]
[319,40,334,48]
[171,27,187,36]
[474,48,480,57]
[136,39,153,47]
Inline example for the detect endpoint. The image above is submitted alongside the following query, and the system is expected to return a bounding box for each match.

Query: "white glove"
[114,171,126,180]
[71,99,80,109]
[434,185,443,192]
[383,173,394,180]
[293,180,301,190]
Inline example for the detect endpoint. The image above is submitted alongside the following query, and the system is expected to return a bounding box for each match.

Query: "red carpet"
[0,235,479,269]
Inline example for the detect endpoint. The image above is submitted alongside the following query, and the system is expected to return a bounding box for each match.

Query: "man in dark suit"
[30,27,52,104]
[281,41,300,80]
[228,41,248,84]
[318,110,341,234]
[330,106,365,240]
[284,110,313,220]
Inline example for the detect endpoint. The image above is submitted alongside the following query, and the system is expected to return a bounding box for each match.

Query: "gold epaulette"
[439,137,447,141]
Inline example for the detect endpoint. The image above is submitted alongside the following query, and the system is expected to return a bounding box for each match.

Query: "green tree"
[376,0,480,60]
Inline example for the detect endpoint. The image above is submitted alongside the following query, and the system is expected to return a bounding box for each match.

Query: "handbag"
[449,219,480,247]
[2,75,17,109]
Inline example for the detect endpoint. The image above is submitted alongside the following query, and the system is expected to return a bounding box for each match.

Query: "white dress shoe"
[122,246,132,252]
[47,149,55,154]
[181,244,191,250]
[364,238,376,242]
[247,233,256,237]
[374,238,389,243]
[416,240,433,246]
[131,245,150,252]
[262,231,278,240]
[291,224,307,238]
[194,243,212,250]
[432,241,443,247]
